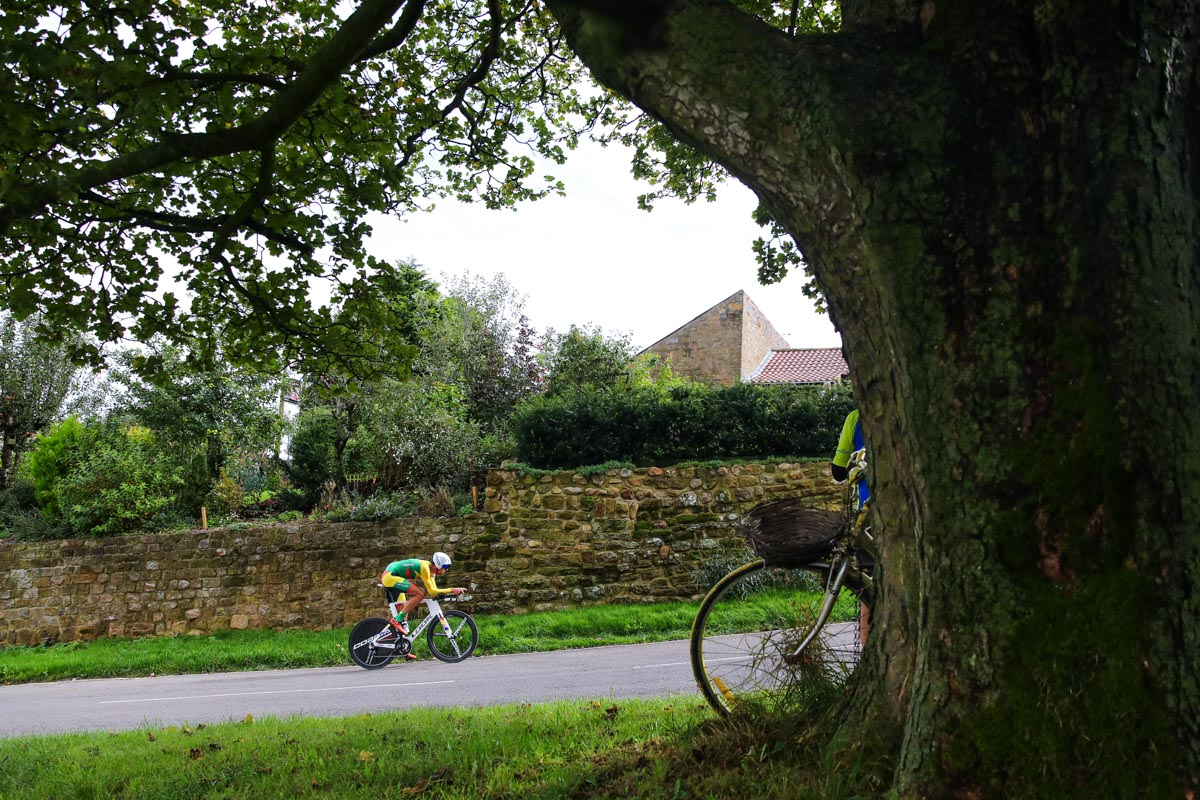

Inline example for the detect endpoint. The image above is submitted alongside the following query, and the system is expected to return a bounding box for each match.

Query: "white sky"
[366,139,842,352]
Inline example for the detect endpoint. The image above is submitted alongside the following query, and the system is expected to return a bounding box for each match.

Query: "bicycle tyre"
[689,559,863,717]
[425,609,478,663]
[349,617,398,670]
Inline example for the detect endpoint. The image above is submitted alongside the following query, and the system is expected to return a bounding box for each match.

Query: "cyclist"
[380,552,465,655]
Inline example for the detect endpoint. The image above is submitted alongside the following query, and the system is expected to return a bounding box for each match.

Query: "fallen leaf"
[359,751,375,763]
[147,733,156,742]
[244,715,254,724]
[188,749,204,760]
[402,777,428,795]
[605,705,619,718]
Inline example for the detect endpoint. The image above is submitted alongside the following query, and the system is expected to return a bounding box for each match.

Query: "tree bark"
[549,1,1200,795]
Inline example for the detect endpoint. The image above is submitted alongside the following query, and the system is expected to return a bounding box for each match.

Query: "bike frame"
[789,455,874,658]
[370,595,458,651]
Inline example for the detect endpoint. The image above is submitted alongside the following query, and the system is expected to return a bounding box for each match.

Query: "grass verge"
[0,600,707,685]
[0,696,890,799]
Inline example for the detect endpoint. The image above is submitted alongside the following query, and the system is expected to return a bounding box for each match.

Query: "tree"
[545,2,1200,796]
[0,1,586,375]
[0,313,103,488]
[4,1,1197,795]
[416,272,543,430]
[109,341,286,511]
[539,324,634,397]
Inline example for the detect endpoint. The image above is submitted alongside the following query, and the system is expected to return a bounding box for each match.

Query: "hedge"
[510,382,854,469]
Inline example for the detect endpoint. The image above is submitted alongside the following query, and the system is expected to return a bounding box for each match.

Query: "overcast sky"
[366,139,843,352]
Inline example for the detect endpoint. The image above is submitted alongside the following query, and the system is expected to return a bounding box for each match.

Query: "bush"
[25,417,87,519]
[288,407,338,503]
[511,383,854,469]
[0,478,69,540]
[55,423,184,536]
[323,491,417,522]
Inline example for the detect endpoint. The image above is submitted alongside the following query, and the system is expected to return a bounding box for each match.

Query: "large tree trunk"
[549,1,1199,795]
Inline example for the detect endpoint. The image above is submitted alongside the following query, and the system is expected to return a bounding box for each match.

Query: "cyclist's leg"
[383,578,413,632]
[397,583,425,624]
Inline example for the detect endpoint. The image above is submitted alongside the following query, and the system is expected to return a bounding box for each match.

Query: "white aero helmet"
[432,551,452,569]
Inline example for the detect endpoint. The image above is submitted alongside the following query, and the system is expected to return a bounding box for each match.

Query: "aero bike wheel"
[349,617,398,669]
[426,610,478,663]
[689,559,863,716]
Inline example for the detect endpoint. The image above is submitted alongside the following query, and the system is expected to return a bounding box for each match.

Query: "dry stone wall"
[0,462,837,646]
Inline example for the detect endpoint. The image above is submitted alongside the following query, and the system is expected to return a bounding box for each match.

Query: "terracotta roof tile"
[748,348,848,385]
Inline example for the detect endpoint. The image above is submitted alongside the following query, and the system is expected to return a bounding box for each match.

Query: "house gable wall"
[643,291,790,386]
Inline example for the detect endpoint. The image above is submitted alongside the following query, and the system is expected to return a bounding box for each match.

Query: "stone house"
[640,289,848,387]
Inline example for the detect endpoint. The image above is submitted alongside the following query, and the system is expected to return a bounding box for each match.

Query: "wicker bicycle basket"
[739,496,849,568]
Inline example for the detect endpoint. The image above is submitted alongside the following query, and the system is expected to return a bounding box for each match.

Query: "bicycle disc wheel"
[690,559,862,716]
[425,610,478,663]
[349,617,398,669]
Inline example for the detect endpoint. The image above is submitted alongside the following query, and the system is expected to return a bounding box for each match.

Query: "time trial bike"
[349,586,479,668]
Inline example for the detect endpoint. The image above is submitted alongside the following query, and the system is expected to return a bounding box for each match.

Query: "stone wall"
[0,462,837,647]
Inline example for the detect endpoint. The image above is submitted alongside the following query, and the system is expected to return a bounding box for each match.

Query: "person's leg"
[387,580,414,632]
[394,584,425,633]
[399,584,426,617]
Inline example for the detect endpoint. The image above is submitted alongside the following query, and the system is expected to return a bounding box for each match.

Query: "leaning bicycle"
[690,452,874,716]
[349,585,479,669]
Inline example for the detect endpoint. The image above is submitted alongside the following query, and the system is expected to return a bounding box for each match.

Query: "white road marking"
[99,680,454,705]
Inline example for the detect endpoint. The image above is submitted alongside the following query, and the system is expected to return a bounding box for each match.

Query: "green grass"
[0,592,858,685]
[0,697,889,799]
[0,597,887,798]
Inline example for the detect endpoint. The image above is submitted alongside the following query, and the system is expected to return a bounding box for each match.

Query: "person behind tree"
[831,408,870,508]
[831,408,872,644]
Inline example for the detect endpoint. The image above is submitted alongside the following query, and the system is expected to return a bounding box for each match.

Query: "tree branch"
[1,0,413,233]
[78,191,315,255]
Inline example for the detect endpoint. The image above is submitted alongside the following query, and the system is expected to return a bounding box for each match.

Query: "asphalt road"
[0,639,699,739]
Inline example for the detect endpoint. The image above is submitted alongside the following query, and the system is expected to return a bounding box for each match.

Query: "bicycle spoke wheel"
[690,559,862,716]
[349,617,398,670]
[426,610,478,663]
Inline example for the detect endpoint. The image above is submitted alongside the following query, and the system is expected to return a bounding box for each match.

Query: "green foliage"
[55,422,184,536]
[0,477,68,541]
[360,378,491,493]
[25,417,87,520]
[286,406,338,503]
[0,1,593,375]
[415,272,543,431]
[0,313,103,488]
[322,490,418,523]
[512,382,854,469]
[539,324,635,397]
[205,471,245,516]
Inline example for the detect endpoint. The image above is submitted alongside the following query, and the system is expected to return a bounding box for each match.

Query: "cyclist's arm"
[831,410,860,481]
[419,561,451,597]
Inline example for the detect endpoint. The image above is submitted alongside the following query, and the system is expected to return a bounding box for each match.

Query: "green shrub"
[25,417,87,519]
[324,491,418,522]
[288,407,337,503]
[511,383,853,469]
[56,423,185,536]
[0,477,70,540]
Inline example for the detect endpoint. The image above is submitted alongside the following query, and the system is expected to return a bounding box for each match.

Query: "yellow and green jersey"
[380,558,451,597]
